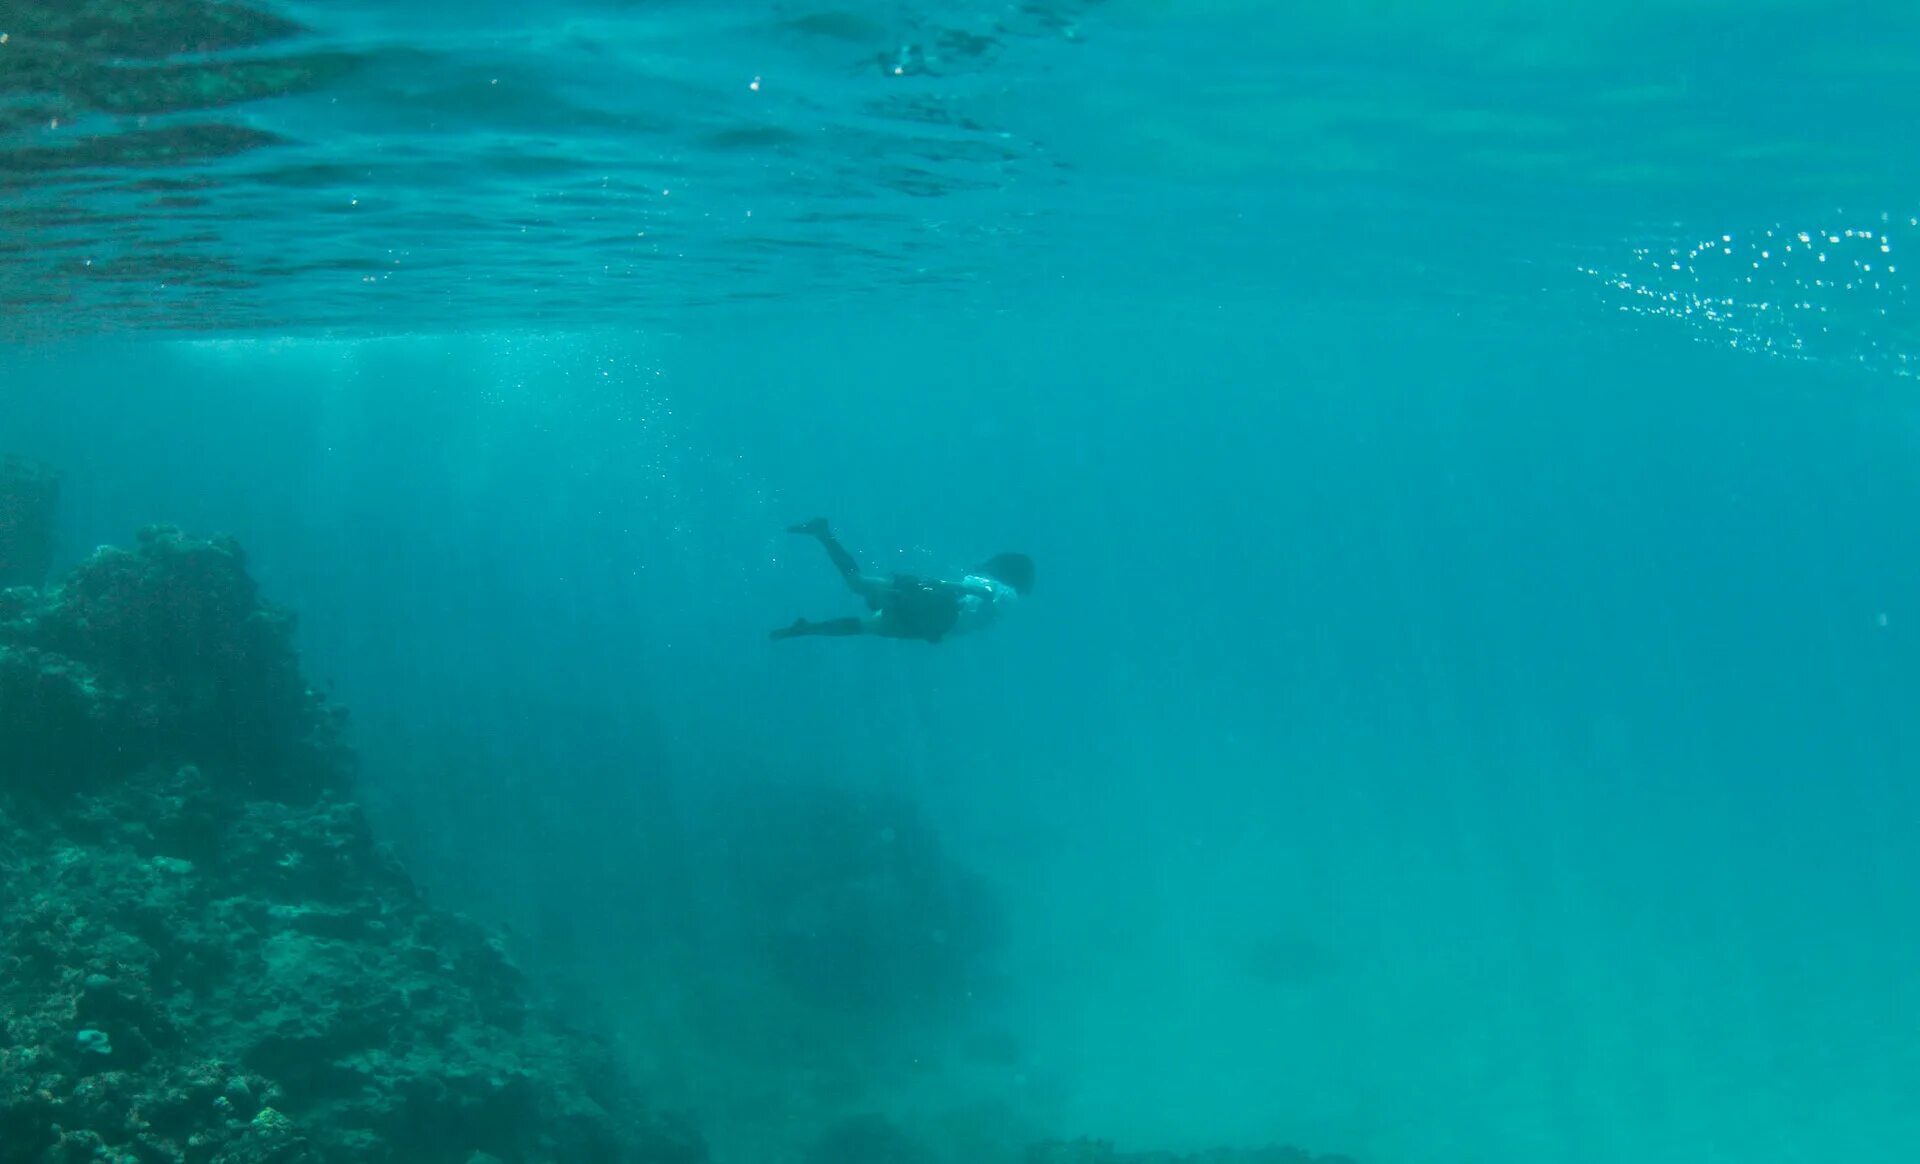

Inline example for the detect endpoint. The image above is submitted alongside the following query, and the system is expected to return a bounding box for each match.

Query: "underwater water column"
[0,455,59,589]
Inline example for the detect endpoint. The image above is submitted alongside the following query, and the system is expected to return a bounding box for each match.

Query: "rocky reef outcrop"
[0,455,59,590]
[783,1119,1360,1164]
[1025,1142,1357,1164]
[0,524,704,1164]
[706,778,1006,1028]
[0,526,348,798]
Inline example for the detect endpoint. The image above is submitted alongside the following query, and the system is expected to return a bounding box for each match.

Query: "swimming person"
[771,518,1033,644]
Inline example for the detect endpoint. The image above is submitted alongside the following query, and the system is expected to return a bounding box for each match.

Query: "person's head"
[976,552,1034,596]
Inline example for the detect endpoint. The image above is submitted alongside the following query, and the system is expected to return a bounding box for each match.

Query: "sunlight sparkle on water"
[1583,211,1920,376]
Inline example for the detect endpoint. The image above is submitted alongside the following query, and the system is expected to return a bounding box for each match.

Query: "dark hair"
[977,552,1034,596]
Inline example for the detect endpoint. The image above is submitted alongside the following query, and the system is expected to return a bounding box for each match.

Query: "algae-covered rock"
[0,527,705,1164]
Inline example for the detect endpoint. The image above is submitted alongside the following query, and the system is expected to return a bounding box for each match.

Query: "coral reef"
[0,516,1368,1164]
[0,455,59,590]
[0,526,704,1164]
[0,526,348,797]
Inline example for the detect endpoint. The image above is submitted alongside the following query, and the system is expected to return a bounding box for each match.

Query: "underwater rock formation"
[0,526,704,1164]
[802,1113,936,1164]
[0,455,59,590]
[0,526,348,797]
[705,778,1005,1026]
[789,1122,1361,1164]
[1025,1143,1358,1164]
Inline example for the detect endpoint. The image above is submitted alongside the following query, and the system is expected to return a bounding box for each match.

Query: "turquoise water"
[7,2,1920,1162]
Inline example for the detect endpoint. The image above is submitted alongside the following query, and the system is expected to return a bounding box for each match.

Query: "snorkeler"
[771,519,1033,644]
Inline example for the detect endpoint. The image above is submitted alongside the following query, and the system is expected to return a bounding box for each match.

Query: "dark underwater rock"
[802,1113,936,1164]
[0,455,59,590]
[706,778,1005,1025]
[1025,1142,1358,1164]
[0,528,705,1164]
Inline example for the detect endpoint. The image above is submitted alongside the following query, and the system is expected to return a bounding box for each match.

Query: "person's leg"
[788,519,887,600]
[769,615,869,640]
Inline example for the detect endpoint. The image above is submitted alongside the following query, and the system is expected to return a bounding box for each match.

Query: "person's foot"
[770,617,810,640]
[786,518,829,537]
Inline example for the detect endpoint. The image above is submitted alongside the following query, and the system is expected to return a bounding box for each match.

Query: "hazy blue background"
[7,0,1920,1162]
[13,290,1920,1163]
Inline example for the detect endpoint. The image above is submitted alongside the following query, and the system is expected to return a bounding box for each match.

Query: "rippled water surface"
[7,0,1920,349]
